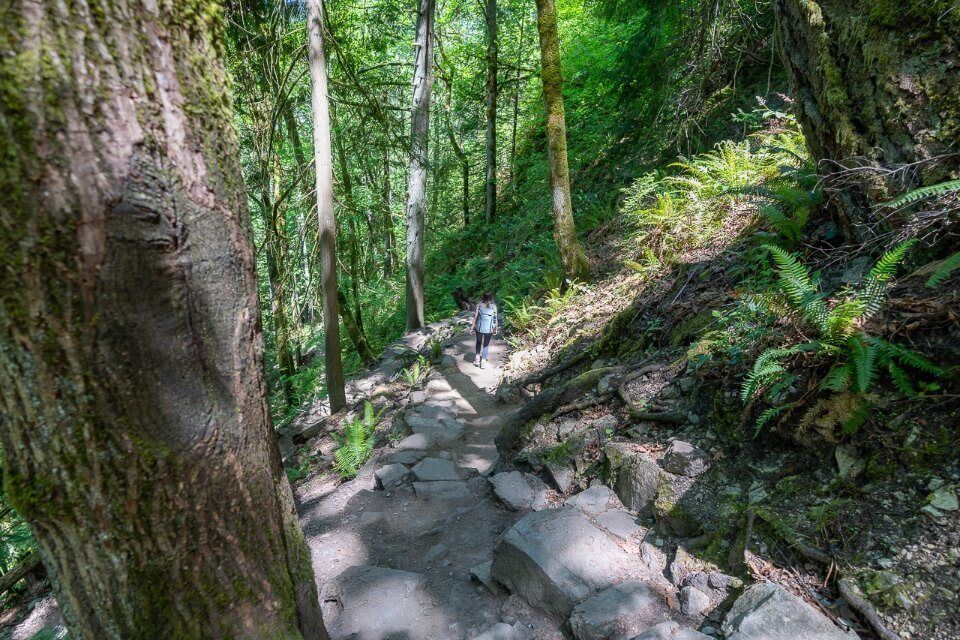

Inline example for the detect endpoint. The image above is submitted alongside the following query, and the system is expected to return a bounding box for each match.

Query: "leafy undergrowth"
[498,109,960,639]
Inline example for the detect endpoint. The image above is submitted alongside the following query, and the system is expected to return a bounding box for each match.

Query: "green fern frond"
[925,251,960,288]
[867,239,916,282]
[888,362,917,397]
[847,335,877,392]
[841,398,872,435]
[760,204,801,243]
[820,363,852,391]
[884,179,960,209]
[824,298,866,342]
[873,338,947,376]
[754,403,796,436]
[765,245,830,331]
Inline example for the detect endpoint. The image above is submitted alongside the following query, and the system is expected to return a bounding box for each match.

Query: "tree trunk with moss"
[404,0,436,330]
[307,0,347,413]
[534,0,591,283]
[0,1,326,638]
[774,0,960,241]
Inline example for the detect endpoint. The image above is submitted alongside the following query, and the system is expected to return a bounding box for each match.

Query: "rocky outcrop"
[568,582,668,640]
[721,582,857,640]
[490,506,649,616]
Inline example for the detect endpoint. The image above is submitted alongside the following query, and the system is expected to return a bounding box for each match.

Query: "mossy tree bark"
[484,0,498,224]
[307,0,348,412]
[404,0,436,330]
[0,0,326,637]
[534,0,591,283]
[774,0,960,241]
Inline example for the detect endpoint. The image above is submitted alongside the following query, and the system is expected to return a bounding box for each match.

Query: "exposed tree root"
[549,393,612,421]
[839,579,902,640]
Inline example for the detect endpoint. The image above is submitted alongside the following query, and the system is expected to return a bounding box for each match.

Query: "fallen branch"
[625,409,686,424]
[839,578,901,640]
[516,349,591,387]
[549,393,612,421]
[0,551,42,596]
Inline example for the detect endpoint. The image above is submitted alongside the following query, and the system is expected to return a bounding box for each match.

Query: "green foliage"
[332,402,382,479]
[884,179,960,209]
[743,244,947,435]
[399,356,430,386]
[924,251,960,288]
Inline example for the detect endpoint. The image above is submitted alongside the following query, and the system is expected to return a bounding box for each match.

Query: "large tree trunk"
[485,0,499,223]
[534,0,591,283]
[307,0,348,413]
[0,1,326,637]
[404,0,436,330]
[774,0,960,241]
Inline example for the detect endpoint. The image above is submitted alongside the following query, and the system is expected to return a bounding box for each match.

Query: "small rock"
[413,480,472,501]
[569,581,666,640]
[424,542,449,563]
[928,487,958,512]
[566,484,622,516]
[489,471,536,511]
[631,621,711,639]
[640,541,667,574]
[545,461,576,494]
[396,433,434,451]
[669,547,701,587]
[375,463,410,490]
[384,449,429,465]
[468,475,493,498]
[678,377,696,393]
[412,457,461,482]
[680,586,711,617]
[660,441,710,477]
[470,561,503,595]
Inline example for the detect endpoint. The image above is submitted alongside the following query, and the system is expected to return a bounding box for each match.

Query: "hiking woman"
[473,292,499,368]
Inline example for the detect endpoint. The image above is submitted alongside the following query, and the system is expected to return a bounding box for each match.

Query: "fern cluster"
[332,402,381,479]
[743,242,947,435]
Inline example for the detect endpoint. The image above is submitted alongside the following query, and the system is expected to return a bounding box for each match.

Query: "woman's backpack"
[476,303,497,333]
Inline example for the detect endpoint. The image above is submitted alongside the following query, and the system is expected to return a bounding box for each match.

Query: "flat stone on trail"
[412,457,461,481]
[721,582,857,640]
[489,471,535,511]
[631,621,711,639]
[660,441,710,477]
[413,480,472,501]
[384,449,429,465]
[595,509,644,540]
[568,581,667,640]
[470,622,534,640]
[490,506,647,616]
[396,432,434,450]
[320,565,448,640]
[410,417,465,445]
[566,484,622,516]
[374,463,410,490]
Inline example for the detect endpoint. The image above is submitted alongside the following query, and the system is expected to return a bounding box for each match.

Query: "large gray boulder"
[568,581,668,640]
[490,506,647,616]
[721,582,857,640]
[319,565,448,639]
[604,443,670,515]
[630,621,711,639]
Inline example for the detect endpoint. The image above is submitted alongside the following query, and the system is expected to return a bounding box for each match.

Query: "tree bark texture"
[0,1,326,638]
[485,0,498,224]
[441,70,470,226]
[382,140,398,277]
[774,0,960,240]
[337,290,377,365]
[404,0,436,330]
[534,0,591,283]
[307,0,348,413]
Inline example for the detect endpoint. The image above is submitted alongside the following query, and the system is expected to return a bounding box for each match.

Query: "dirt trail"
[295,321,565,639]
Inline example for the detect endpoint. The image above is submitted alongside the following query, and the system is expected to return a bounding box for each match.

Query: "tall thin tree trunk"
[774,0,960,241]
[440,70,470,226]
[282,106,317,325]
[534,0,591,283]
[337,290,377,365]
[404,0,436,330]
[382,138,398,277]
[0,1,326,637]
[484,0,499,223]
[307,0,347,412]
[510,15,526,184]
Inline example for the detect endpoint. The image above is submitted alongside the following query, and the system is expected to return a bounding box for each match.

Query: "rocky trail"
[294,313,861,640]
